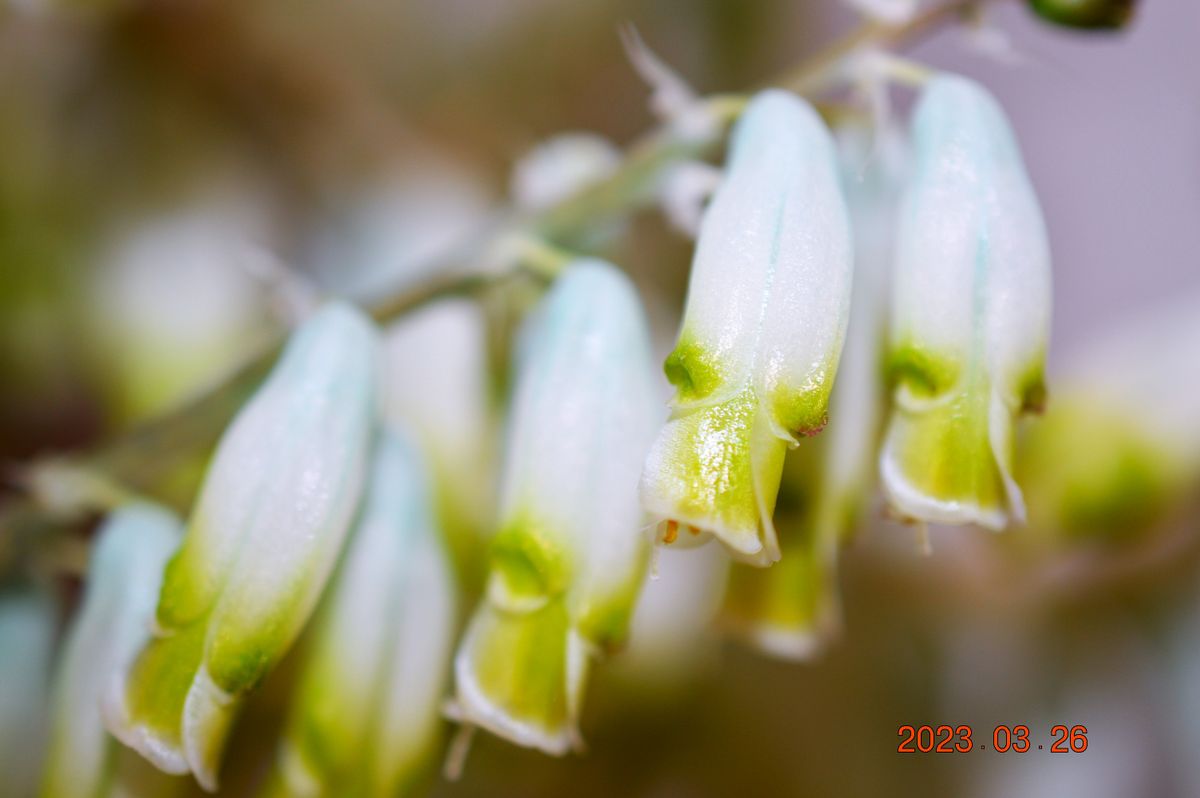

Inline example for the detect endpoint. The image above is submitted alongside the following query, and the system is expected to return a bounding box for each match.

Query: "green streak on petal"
[204,598,298,694]
[888,341,961,399]
[891,379,1007,515]
[574,546,649,654]
[664,337,726,404]
[653,389,785,544]
[470,599,571,738]
[155,514,221,631]
[767,359,837,438]
[489,515,572,607]
[123,621,205,753]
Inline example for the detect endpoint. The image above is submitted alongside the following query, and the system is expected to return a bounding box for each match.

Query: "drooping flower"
[449,259,660,755]
[640,89,854,566]
[722,121,906,658]
[105,302,379,791]
[40,503,182,798]
[382,299,496,588]
[0,588,56,798]
[880,74,1051,531]
[265,429,456,797]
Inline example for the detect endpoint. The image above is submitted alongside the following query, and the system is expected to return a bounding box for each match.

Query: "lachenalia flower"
[265,429,456,797]
[41,503,182,798]
[640,89,854,566]
[723,121,905,658]
[880,74,1051,532]
[105,302,379,791]
[449,259,659,756]
[382,299,496,589]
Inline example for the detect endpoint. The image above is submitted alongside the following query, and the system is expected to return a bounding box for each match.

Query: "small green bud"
[1029,0,1137,31]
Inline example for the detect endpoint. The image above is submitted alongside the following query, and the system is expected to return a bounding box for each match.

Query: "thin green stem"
[10,0,994,519]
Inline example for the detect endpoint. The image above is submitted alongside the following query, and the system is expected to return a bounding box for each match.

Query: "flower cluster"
[30,53,1064,798]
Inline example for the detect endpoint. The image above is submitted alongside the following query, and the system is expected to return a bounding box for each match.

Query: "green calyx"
[1029,0,1137,31]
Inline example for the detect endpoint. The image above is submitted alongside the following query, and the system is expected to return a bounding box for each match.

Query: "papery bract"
[640,89,854,565]
[105,302,379,791]
[450,259,659,755]
[880,74,1050,532]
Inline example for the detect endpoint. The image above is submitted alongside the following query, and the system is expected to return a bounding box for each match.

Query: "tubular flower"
[880,75,1051,531]
[639,89,854,566]
[105,302,379,791]
[265,429,456,798]
[382,299,496,588]
[41,504,183,798]
[450,260,659,755]
[723,122,905,658]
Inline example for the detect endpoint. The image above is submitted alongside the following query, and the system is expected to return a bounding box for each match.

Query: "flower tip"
[879,443,1010,532]
[182,665,238,793]
[450,602,581,758]
[100,673,189,777]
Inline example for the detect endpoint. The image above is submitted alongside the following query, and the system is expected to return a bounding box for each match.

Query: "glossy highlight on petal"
[722,121,906,658]
[268,429,456,797]
[106,301,379,791]
[880,74,1051,531]
[641,88,853,561]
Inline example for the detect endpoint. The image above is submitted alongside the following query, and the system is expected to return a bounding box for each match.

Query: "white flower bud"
[105,302,379,791]
[450,260,660,755]
[723,120,907,657]
[880,75,1051,531]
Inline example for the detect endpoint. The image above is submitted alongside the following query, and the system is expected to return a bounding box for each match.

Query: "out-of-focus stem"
[11,0,996,518]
